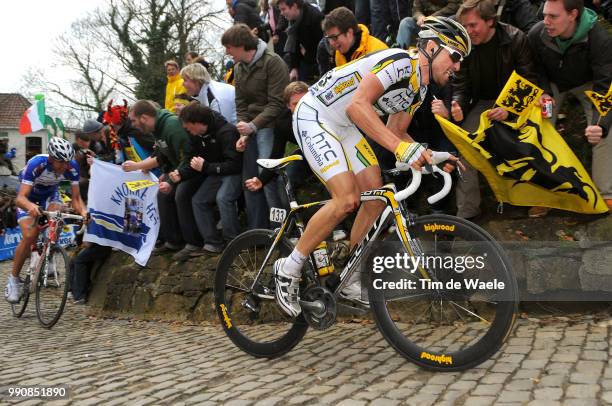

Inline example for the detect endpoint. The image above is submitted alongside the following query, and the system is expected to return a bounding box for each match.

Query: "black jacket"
[233,0,268,42]
[409,83,455,152]
[324,0,354,14]
[89,137,115,163]
[453,22,537,115]
[316,37,335,76]
[527,20,612,131]
[264,4,288,55]
[284,3,324,69]
[178,111,242,180]
[497,0,538,33]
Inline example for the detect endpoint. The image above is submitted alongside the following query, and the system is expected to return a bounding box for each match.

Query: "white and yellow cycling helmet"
[418,16,471,59]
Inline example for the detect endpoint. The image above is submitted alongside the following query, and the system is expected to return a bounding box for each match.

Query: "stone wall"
[87,252,219,322]
[484,215,612,298]
[87,215,612,320]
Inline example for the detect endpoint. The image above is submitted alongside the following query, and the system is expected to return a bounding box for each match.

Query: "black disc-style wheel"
[35,247,70,328]
[214,229,309,358]
[368,214,518,371]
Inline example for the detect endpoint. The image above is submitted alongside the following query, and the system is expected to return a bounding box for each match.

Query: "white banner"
[84,160,160,266]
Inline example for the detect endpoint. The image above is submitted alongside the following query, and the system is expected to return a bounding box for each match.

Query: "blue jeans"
[192,174,242,245]
[242,127,282,229]
[158,176,204,246]
[70,244,111,301]
[369,0,411,41]
[397,17,418,49]
[256,127,284,213]
[242,131,266,229]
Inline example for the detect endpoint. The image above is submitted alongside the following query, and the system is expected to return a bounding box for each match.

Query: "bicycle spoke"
[448,300,491,325]
[228,264,251,291]
[384,292,432,302]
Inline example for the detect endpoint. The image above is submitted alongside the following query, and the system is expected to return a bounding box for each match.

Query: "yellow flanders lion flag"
[495,71,543,116]
[436,105,608,214]
[584,82,612,117]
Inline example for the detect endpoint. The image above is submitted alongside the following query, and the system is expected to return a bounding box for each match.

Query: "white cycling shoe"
[273,258,301,317]
[4,277,23,304]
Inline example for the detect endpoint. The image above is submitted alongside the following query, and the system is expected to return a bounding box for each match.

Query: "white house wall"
[3,129,75,169]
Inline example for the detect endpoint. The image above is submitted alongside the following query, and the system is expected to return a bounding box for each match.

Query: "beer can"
[541,98,553,118]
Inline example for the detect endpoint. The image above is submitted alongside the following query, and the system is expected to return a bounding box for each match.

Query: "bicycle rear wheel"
[35,247,70,329]
[214,229,309,358]
[368,214,518,371]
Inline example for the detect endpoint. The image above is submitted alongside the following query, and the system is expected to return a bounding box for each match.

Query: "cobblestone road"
[1,263,612,405]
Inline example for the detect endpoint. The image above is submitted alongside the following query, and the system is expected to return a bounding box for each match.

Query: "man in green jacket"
[222,23,289,229]
[123,100,203,258]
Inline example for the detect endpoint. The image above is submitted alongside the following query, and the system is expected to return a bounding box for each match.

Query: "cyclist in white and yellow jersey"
[274,17,472,317]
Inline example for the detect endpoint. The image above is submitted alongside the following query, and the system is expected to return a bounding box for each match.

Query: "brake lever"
[424,163,438,179]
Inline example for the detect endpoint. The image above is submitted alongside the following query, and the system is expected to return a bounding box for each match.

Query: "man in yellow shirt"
[164,60,187,113]
[322,6,388,69]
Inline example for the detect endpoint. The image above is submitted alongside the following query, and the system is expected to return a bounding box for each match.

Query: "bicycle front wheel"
[214,229,309,358]
[11,271,31,318]
[368,214,518,371]
[35,247,70,328]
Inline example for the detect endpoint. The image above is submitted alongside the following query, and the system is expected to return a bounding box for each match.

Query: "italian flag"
[19,97,46,135]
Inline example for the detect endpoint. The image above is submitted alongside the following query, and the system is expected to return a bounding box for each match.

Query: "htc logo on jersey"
[303,132,338,167]
[396,66,410,79]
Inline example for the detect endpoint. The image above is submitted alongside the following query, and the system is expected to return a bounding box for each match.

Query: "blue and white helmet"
[48,137,75,162]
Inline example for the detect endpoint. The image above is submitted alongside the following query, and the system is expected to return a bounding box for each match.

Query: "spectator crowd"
[59,0,611,303]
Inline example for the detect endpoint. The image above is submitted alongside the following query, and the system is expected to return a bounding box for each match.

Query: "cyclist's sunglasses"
[440,44,464,63]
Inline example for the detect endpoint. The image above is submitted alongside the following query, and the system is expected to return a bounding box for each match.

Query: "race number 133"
[270,207,287,223]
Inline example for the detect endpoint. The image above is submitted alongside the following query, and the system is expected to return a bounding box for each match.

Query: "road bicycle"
[11,210,85,328]
[214,154,518,371]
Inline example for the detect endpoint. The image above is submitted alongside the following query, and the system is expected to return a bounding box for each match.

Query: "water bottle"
[29,245,40,274]
[313,241,334,276]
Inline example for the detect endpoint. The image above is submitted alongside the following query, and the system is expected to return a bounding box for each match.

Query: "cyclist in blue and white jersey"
[4,137,87,303]
[274,17,472,317]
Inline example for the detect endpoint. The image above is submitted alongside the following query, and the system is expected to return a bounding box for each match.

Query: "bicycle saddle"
[257,155,303,170]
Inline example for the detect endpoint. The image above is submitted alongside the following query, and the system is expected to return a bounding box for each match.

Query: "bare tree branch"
[20,0,227,122]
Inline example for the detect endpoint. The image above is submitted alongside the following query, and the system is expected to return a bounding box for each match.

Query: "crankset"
[300,286,337,330]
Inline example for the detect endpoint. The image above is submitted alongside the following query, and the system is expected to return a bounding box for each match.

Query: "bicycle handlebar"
[394,151,453,204]
[41,210,87,235]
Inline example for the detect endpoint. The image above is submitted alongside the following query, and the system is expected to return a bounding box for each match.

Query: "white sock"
[9,275,20,283]
[283,248,307,278]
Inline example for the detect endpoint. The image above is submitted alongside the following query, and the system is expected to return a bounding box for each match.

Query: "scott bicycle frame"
[249,170,432,300]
